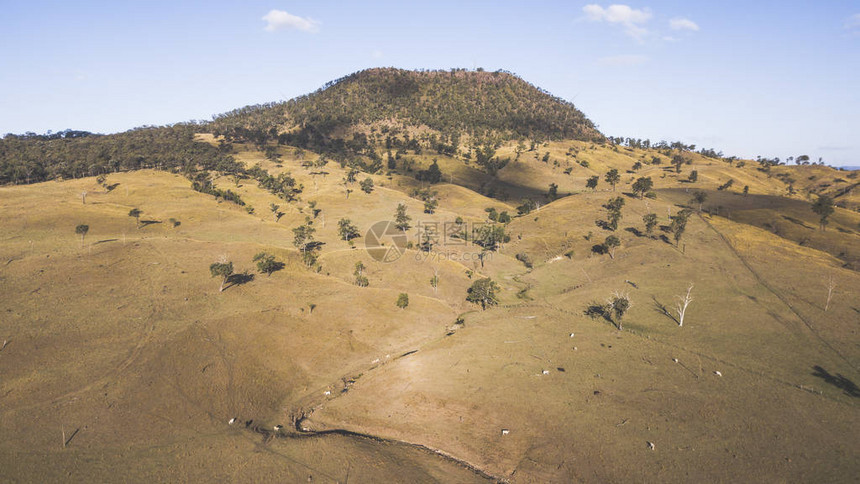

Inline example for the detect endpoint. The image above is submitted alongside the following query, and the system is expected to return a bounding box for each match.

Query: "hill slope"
[211,68,603,147]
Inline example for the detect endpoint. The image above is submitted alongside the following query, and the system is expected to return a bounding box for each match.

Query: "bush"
[396,293,409,309]
[515,252,533,268]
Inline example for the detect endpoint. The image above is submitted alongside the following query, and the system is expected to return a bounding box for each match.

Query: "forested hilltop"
[0,68,600,185]
[211,68,602,149]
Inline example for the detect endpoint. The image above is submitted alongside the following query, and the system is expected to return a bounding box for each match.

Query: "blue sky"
[1,1,858,166]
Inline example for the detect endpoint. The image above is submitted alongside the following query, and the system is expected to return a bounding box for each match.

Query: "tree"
[270,203,281,222]
[354,261,369,287]
[497,211,512,224]
[473,223,509,251]
[669,210,690,246]
[293,224,315,251]
[337,218,360,241]
[631,177,653,198]
[811,195,835,231]
[608,291,631,330]
[308,200,321,219]
[423,198,438,214]
[547,183,559,200]
[517,198,537,215]
[586,175,599,191]
[824,275,836,312]
[210,260,234,292]
[674,283,693,327]
[417,159,443,183]
[688,170,698,182]
[643,213,657,237]
[396,293,409,309]
[129,208,142,228]
[604,235,620,259]
[605,169,620,191]
[293,223,318,268]
[605,197,625,231]
[430,270,439,293]
[671,155,685,173]
[394,203,411,232]
[360,177,374,194]
[466,278,499,309]
[75,224,89,247]
[253,252,280,276]
[691,191,707,212]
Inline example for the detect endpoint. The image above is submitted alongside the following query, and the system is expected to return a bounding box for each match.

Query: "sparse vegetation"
[209,260,234,292]
[396,293,409,309]
[632,176,653,198]
[605,168,620,191]
[466,278,499,309]
[337,218,361,241]
[75,224,89,247]
[394,203,411,232]
[811,195,835,230]
[643,213,657,237]
[354,261,369,287]
[253,252,282,276]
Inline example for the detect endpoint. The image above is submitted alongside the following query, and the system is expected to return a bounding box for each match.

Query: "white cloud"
[598,54,649,67]
[845,13,860,30]
[371,50,383,59]
[670,17,699,31]
[662,36,679,42]
[262,10,320,33]
[583,4,652,41]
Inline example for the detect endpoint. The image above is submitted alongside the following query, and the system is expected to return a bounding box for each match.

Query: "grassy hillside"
[1,136,858,482]
[1,68,859,482]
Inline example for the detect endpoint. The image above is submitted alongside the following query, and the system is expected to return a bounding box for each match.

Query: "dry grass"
[1,142,858,482]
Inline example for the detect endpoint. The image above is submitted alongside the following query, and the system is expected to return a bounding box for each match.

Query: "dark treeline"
[0,123,241,185]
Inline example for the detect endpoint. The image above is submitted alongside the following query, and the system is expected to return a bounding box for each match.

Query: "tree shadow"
[811,366,860,398]
[659,234,671,245]
[781,215,813,230]
[105,183,120,192]
[624,227,643,237]
[225,272,255,290]
[652,296,678,324]
[584,302,613,325]
[139,220,162,228]
[93,239,118,245]
[591,244,608,256]
[265,261,286,275]
[594,220,612,231]
[305,241,326,252]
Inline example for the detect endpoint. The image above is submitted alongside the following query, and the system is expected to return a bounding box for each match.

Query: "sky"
[1,1,858,166]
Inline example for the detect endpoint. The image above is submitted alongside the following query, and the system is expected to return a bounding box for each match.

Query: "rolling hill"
[1,68,858,483]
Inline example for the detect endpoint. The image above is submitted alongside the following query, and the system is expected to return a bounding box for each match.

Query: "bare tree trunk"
[675,283,694,327]
[825,275,836,311]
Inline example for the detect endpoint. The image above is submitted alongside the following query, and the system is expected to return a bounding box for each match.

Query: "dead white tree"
[80,191,87,204]
[674,283,694,327]
[825,275,836,312]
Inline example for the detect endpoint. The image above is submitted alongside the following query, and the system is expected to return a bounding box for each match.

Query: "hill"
[210,68,603,150]
[1,69,859,482]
